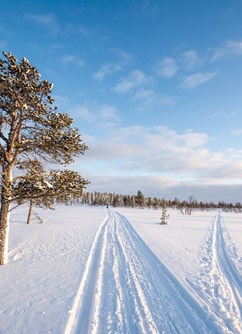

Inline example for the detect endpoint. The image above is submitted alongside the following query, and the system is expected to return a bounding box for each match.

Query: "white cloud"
[71,105,95,122]
[206,112,223,119]
[207,111,238,119]
[60,54,85,67]
[132,88,175,110]
[132,88,154,101]
[211,39,242,61]
[69,104,120,128]
[27,14,59,33]
[182,132,209,147]
[80,125,214,173]
[130,0,160,19]
[99,105,120,122]
[77,124,242,202]
[180,72,218,89]
[231,129,242,136]
[114,70,149,93]
[93,64,116,81]
[93,49,133,81]
[111,48,133,66]
[78,24,92,37]
[155,57,178,78]
[181,50,202,70]
[85,125,242,180]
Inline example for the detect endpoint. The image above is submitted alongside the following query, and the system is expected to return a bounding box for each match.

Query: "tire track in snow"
[65,210,221,334]
[187,210,242,334]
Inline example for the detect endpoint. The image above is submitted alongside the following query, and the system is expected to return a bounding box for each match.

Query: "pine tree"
[0,52,88,264]
[136,190,145,208]
[13,160,89,224]
[160,204,169,225]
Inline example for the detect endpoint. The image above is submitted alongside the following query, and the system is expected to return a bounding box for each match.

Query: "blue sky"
[2,0,242,202]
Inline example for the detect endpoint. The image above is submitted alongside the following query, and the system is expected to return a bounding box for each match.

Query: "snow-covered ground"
[0,205,241,333]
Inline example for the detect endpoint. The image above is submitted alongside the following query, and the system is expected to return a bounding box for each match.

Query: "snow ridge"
[65,209,221,334]
[187,210,242,334]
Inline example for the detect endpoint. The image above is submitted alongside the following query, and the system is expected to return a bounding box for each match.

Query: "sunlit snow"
[0,205,241,334]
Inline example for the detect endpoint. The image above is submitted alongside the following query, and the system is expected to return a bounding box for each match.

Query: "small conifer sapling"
[160,205,169,225]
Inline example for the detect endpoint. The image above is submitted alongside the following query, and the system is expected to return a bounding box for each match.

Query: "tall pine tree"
[0,52,87,264]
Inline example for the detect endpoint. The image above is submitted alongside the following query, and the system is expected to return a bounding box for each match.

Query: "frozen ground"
[0,205,241,333]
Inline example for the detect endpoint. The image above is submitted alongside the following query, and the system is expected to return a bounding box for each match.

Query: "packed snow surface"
[0,205,242,334]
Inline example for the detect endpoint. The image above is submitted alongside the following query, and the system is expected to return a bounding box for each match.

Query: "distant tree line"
[62,190,242,212]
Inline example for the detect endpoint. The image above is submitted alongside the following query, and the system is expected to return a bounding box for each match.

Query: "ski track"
[65,210,223,334]
[187,210,242,334]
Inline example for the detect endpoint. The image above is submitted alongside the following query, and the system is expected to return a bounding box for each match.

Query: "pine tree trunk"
[0,166,12,265]
[27,200,33,225]
[0,201,11,265]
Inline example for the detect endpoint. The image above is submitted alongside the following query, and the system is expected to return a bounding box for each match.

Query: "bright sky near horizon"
[1,0,242,203]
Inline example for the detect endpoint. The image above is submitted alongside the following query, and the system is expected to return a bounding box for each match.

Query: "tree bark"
[26,200,33,225]
[0,166,12,265]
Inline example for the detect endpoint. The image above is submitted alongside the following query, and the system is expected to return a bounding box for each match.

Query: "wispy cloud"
[69,104,120,128]
[231,129,242,136]
[114,70,149,93]
[60,54,85,67]
[65,23,94,39]
[154,51,203,80]
[71,105,95,122]
[98,105,121,128]
[211,39,242,61]
[111,48,133,66]
[78,24,92,37]
[132,88,175,109]
[130,0,160,19]
[93,48,133,81]
[155,57,178,78]
[79,124,242,201]
[27,13,60,33]
[82,124,242,181]
[181,50,203,70]
[155,40,241,82]
[84,125,211,169]
[132,88,155,101]
[206,111,223,119]
[179,72,218,89]
[93,64,116,81]
[207,111,238,119]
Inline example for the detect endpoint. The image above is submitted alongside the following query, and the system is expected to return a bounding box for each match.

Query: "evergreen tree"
[160,203,169,225]
[0,52,87,264]
[13,160,89,224]
[136,190,145,208]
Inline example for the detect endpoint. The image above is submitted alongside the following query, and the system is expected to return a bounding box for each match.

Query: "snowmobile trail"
[187,210,242,334]
[65,210,221,334]
[216,211,242,317]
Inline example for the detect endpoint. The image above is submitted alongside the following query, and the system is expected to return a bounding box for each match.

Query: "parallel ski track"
[65,210,222,334]
[216,212,242,317]
[187,210,242,334]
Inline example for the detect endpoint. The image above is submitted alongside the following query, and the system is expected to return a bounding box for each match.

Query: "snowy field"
[0,205,242,334]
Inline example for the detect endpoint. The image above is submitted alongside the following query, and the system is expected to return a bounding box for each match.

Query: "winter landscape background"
[1,1,242,333]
